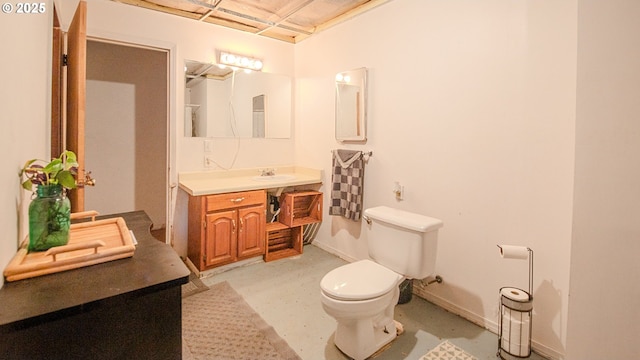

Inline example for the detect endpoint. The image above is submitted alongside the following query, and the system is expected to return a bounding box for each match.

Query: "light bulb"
[218,51,263,72]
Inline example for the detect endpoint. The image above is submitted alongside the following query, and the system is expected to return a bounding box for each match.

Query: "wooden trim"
[102,0,392,44]
[66,0,87,212]
[51,4,63,158]
[115,0,296,43]
[294,0,392,43]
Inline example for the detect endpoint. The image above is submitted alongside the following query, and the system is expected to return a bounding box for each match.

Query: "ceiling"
[112,0,390,43]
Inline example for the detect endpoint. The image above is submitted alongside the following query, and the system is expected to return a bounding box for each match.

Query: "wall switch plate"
[204,140,213,153]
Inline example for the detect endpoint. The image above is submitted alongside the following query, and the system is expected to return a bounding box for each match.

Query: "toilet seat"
[321,259,402,301]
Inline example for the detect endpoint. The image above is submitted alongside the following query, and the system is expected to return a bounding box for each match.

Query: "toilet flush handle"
[363,215,371,224]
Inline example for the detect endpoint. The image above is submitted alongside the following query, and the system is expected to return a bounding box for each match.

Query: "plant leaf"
[43,158,63,174]
[20,159,37,175]
[21,179,33,191]
[56,170,77,189]
[63,150,78,165]
[20,150,79,192]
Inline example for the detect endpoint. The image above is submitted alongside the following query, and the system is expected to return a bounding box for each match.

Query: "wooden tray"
[4,211,136,282]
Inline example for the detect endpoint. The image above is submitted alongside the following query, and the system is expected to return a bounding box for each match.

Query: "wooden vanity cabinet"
[189,190,266,271]
[236,205,266,259]
[264,190,323,262]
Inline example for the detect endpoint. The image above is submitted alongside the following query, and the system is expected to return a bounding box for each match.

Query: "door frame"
[86,32,177,247]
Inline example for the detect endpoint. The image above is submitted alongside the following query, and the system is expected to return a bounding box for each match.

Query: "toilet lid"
[321,260,402,301]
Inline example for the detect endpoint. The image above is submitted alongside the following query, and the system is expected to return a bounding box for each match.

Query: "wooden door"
[237,205,266,259]
[66,0,87,212]
[51,4,63,158]
[205,210,237,267]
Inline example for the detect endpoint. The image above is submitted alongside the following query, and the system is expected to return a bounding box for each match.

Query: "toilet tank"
[363,206,443,279]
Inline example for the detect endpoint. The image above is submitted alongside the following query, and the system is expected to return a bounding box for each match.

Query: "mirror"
[184,60,292,138]
[335,67,367,141]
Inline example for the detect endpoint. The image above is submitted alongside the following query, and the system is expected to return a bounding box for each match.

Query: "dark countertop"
[0,210,190,332]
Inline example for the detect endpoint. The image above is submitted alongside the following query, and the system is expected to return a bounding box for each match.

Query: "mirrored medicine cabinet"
[335,67,367,142]
[184,60,292,139]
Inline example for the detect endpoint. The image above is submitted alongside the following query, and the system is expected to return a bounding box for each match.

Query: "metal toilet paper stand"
[497,246,533,359]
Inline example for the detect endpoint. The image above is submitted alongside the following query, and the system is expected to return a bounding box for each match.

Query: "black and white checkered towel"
[329,149,365,221]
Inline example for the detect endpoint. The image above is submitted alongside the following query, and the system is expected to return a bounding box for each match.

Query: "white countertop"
[178,166,323,196]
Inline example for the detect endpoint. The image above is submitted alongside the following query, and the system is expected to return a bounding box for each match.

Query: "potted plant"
[21,150,78,252]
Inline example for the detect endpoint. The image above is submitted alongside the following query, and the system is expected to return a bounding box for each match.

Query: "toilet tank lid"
[364,206,443,232]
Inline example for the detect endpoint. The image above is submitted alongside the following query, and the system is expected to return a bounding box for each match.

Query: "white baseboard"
[413,288,563,360]
[310,241,358,263]
[414,287,499,333]
[312,242,563,360]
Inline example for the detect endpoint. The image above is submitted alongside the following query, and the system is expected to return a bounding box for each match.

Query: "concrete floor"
[201,244,546,360]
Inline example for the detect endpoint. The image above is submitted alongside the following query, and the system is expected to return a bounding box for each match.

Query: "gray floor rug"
[182,272,209,298]
[182,281,302,360]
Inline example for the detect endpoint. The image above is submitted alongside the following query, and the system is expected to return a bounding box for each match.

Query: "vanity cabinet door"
[237,205,266,259]
[204,210,237,267]
[188,189,266,272]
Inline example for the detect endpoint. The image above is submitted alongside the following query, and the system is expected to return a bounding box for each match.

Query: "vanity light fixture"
[335,73,351,83]
[218,51,263,72]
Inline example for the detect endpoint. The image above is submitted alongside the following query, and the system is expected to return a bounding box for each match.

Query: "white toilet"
[320,206,443,360]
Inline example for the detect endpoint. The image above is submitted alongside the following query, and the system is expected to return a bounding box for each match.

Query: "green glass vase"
[28,184,71,252]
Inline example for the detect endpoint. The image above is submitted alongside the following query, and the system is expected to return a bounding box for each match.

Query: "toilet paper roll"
[500,288,532,357]
[500,287,530,302]
[498,245,530,260]
[501,338,531,357]
[500,310,531,356]
[500,287,533,310]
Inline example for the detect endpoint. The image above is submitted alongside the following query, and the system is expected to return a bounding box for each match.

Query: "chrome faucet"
[260,168,276,176]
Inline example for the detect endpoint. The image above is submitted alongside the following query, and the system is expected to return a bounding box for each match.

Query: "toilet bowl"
[321,259,402,360]
[321,206,443,360]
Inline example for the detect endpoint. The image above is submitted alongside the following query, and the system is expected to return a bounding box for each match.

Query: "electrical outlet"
[393,181,404,200]
[204,155,215,168]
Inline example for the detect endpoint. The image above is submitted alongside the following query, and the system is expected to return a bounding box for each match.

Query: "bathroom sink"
[251,174,296,182]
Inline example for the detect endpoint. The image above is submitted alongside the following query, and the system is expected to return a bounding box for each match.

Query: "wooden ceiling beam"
[255,0,314,36]
[115,0,204,21]
[115,0,296,42]
[113,0,392,44]
[293,0,391,43]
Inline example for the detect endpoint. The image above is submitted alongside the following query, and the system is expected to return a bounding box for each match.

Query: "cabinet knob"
[230,197,245,203]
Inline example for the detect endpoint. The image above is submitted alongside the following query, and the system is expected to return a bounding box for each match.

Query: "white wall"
[86,80,136,211]
[566,1,640,358]
[57,0,296,172]
[85,40,167,229]
[4,1,637,358]
[0,0,52,288]
[56,0,296,255]
[294,1,577,358]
